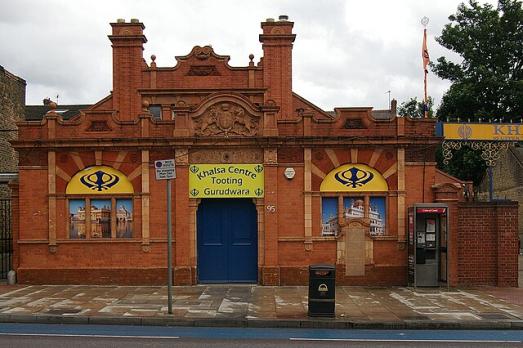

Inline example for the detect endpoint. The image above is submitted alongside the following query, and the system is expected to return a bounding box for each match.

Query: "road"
[0,323,521,347]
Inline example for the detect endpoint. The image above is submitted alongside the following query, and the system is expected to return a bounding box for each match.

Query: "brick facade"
[0,66,25,198]
[457,202,519,287]
[10,18,518,286]
[478,148,523,251]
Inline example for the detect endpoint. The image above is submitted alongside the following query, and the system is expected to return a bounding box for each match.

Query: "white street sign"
[155,159,176,180]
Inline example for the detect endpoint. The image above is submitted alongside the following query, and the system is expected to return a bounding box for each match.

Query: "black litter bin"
[308,264,335,317]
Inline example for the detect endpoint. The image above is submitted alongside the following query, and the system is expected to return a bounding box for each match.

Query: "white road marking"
[0,333,179,339]
[290,338,522,343]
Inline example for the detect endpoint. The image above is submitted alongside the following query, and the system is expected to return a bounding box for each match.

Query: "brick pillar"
[174,148,192,285]
[433,183,461,287]
[108,19,147,121]
[262,148,279,285]
[259,17,296,120]
[457,201,519,286]
[496,202,519,287]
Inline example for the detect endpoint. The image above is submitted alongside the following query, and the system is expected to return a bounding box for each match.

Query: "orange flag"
[422,28,430,72]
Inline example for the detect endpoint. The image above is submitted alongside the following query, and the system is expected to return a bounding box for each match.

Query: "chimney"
[259,15,296,120]
[108,19,147,120]
[391,99,397,116]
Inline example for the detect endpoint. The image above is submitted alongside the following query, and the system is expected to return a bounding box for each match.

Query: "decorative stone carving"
[194,102,259,136]
[264,149,277,164]
[187,65,220,76]
[175,149,189,165]
[86,120,111,132]
[345,222,365,276]
[221,152,232,163]
[190,149,263,163]
[344,119,364,129]
[194,46,212,60]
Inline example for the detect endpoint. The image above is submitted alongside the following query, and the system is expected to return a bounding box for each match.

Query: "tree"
[433,0,523,121]
[433,0,522,187]
[435,146,488,187]
[398,97,434,118]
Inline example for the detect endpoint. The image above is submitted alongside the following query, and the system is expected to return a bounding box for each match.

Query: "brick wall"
[478,148,523,252]
[0,66,25,198]
[457,201,519,286]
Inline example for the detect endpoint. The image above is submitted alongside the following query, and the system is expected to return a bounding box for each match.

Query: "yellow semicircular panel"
[66,166,134,195]
[320,163,388,192]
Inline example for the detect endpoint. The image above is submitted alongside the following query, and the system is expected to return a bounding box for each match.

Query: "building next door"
[197,199,258,283]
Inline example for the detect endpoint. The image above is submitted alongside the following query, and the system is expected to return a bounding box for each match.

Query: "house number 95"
[266,205,276,213]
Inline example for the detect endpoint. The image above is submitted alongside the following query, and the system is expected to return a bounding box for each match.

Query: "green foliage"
[433,0,523,121]
[433,0,522,187]
[398,97,434,118]
[435,145,488,187]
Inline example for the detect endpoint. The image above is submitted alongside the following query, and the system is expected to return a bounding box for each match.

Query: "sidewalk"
[0,284,522,329]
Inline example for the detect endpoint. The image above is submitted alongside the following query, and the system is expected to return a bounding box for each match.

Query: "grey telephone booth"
[408,204,449,287]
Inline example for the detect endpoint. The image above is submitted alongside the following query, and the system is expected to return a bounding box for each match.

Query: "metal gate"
[0,199,12,280]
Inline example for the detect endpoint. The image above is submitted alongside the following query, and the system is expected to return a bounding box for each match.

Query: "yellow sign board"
[443,123,523,141]
[66,166,134,195]
[320,164,388,192]
[189,164,264,198]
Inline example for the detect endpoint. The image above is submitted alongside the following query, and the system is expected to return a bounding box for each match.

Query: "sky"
[0,0,496,111]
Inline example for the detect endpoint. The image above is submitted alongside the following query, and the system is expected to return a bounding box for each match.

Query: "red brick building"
[11,17,518,286]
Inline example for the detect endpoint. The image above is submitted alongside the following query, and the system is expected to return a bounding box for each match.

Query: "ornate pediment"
[175,45,231,64]
[193,102,259,137]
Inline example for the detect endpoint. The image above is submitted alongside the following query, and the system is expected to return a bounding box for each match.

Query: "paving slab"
[0,284,522,329]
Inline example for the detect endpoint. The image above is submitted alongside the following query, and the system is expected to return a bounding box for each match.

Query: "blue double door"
[197,199,258,283]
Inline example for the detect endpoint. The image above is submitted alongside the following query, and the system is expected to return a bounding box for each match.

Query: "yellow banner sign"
[189,164,264,198]
[320,164,388,192]
[443,123,523,141]
[66,166,134,195]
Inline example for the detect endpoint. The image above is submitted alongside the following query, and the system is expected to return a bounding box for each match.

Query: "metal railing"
[0,199,12,279]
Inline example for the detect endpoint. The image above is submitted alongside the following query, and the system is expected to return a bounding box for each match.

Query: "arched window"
[320,164,388,237]
[66,166,134,239]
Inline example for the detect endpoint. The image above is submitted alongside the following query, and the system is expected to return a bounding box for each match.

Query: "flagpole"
[421,17,429,118]
[424,31,428,119]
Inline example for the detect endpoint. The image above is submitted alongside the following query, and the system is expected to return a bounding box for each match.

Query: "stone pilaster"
[48,151,57,252]
[141,150,150,250]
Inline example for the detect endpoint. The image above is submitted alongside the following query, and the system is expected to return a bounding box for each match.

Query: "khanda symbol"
[334,167,374,188]
[80,170,120,191]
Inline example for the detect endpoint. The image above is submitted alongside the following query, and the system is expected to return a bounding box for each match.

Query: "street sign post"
[154,159,176,315]
[155,159,176,180]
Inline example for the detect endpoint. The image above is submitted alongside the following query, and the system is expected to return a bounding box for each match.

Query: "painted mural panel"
[343,196,386,236]
[343,196,365,220]
[90,199,111,238]
[69,200,86,239]
[321,197,338,236]
[369,197,386,236]
[116,199,133,238]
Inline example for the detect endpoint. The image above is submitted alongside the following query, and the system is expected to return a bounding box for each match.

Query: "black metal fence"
[0,199,12,279]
